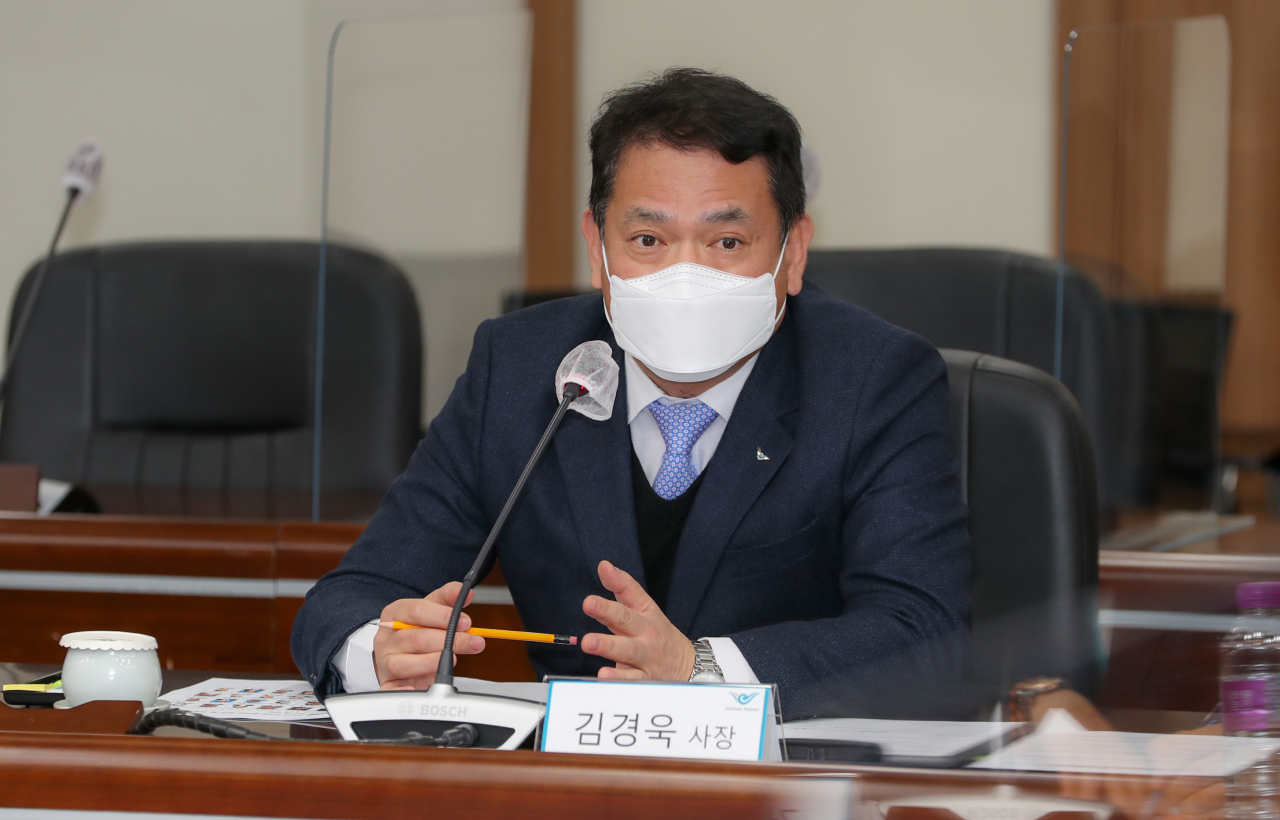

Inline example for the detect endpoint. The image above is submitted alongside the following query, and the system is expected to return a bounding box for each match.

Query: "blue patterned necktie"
[648,399,719,500]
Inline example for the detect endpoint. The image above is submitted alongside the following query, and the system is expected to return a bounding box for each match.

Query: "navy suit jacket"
[292,286,971,719]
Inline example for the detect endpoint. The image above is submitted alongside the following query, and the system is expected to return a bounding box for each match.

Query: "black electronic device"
[784,738,883,763]
[1,672,63,707]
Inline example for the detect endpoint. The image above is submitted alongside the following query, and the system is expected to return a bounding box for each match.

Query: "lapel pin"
[756,447,770,461]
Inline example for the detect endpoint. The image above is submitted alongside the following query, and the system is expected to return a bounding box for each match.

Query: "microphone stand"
[324,380,585,749]
[0,188,79,403]
[436,379,583,686]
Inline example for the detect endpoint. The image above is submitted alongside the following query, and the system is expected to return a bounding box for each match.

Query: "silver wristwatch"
[689,638,725,683]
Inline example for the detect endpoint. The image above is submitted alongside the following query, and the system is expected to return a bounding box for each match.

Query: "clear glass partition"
[1060,17,1236,549]
[313,10,531,519]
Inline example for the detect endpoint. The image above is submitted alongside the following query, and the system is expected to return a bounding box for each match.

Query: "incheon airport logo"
[729,691,760,706]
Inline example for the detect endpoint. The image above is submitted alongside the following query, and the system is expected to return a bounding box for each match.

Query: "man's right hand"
[374,581,486,690]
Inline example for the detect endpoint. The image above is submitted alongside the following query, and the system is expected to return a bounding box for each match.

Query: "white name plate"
[539,679,775,761]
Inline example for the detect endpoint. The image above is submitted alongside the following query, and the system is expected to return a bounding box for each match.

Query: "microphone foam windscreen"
[63,138,104,198]
[555,340,618,421]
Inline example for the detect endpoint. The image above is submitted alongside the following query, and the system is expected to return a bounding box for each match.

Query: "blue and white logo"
[729,691,760,706]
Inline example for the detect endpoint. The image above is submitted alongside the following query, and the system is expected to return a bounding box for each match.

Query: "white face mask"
[602,235,789,383]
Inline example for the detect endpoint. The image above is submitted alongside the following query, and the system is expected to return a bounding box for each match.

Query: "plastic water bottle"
[1222,582,1280,819]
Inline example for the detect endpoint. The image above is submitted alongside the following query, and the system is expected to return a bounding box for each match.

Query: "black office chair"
[804,248,1137,513]
[0,240,421,518]
[943,349,1101,702]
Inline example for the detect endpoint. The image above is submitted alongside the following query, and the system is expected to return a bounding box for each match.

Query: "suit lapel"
[553,338,646,585]
[664,318,800,634]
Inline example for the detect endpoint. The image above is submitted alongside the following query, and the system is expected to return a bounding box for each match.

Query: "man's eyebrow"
[620,206,672,226]
[701,206,753,225]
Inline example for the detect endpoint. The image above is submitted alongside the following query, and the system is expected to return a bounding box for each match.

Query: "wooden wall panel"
[1061,12,1174,297]
[1058,0,1280,432]
[523,0,578,292]
[1218,1,1280,431]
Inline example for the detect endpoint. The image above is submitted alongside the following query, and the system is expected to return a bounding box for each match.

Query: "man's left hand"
[581,560,695,681]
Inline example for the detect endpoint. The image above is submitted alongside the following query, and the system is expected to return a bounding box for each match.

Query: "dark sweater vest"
[630,448,704,612]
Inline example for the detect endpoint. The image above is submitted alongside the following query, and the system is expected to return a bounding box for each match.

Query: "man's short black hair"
[588,67,805,238]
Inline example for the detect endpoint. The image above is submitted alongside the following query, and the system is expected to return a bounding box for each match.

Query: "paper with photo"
[161,678,328,721]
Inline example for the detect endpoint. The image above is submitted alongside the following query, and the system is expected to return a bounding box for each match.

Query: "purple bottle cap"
[1237,582,1280,610]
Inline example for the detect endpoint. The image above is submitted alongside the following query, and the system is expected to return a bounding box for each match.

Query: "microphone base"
[325,683,545,750]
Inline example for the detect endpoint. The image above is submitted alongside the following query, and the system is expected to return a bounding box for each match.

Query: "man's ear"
[784,213,814,297]
[583,208,604,290]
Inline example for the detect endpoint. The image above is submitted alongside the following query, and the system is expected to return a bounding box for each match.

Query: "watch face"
[691,670,724,683]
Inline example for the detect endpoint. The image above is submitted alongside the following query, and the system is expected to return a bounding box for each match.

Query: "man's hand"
[1055,706,1226,818]
[373,582,486,690]
[581,560,695,681]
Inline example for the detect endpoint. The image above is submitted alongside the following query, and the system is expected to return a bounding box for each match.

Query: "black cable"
[435,381,583,687]
[130,709,275,740]
[0,188,78,403]
[130,709,478,748]
[388,723,479,748]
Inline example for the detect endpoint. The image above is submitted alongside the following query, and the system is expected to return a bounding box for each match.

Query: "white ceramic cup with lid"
[59,631,162,708]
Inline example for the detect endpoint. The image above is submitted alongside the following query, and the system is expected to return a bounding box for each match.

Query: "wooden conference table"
[0,511,534,682]
[0,662,1215,820]
[1,509,1277,712]
[0,509,1269,818]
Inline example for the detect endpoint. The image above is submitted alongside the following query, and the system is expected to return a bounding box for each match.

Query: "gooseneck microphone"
[323,340,620,749]
[437,339,621,686]
[435,379,583,687]
[0,139,103,403]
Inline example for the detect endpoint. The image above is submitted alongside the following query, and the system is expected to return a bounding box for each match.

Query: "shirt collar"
[624,352,759,424]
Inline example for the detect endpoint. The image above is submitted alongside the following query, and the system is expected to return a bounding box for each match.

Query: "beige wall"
[0,0,1058,422]
[0,0,312,313]
[575,0,1058,284]
[301,1,529,421]
[301,0,528,256]
[0,0,527,424]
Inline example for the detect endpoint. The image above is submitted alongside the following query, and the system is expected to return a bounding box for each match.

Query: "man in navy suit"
[293,68,969,719]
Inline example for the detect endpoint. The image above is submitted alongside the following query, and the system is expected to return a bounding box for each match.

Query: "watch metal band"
[689,638,724,682]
